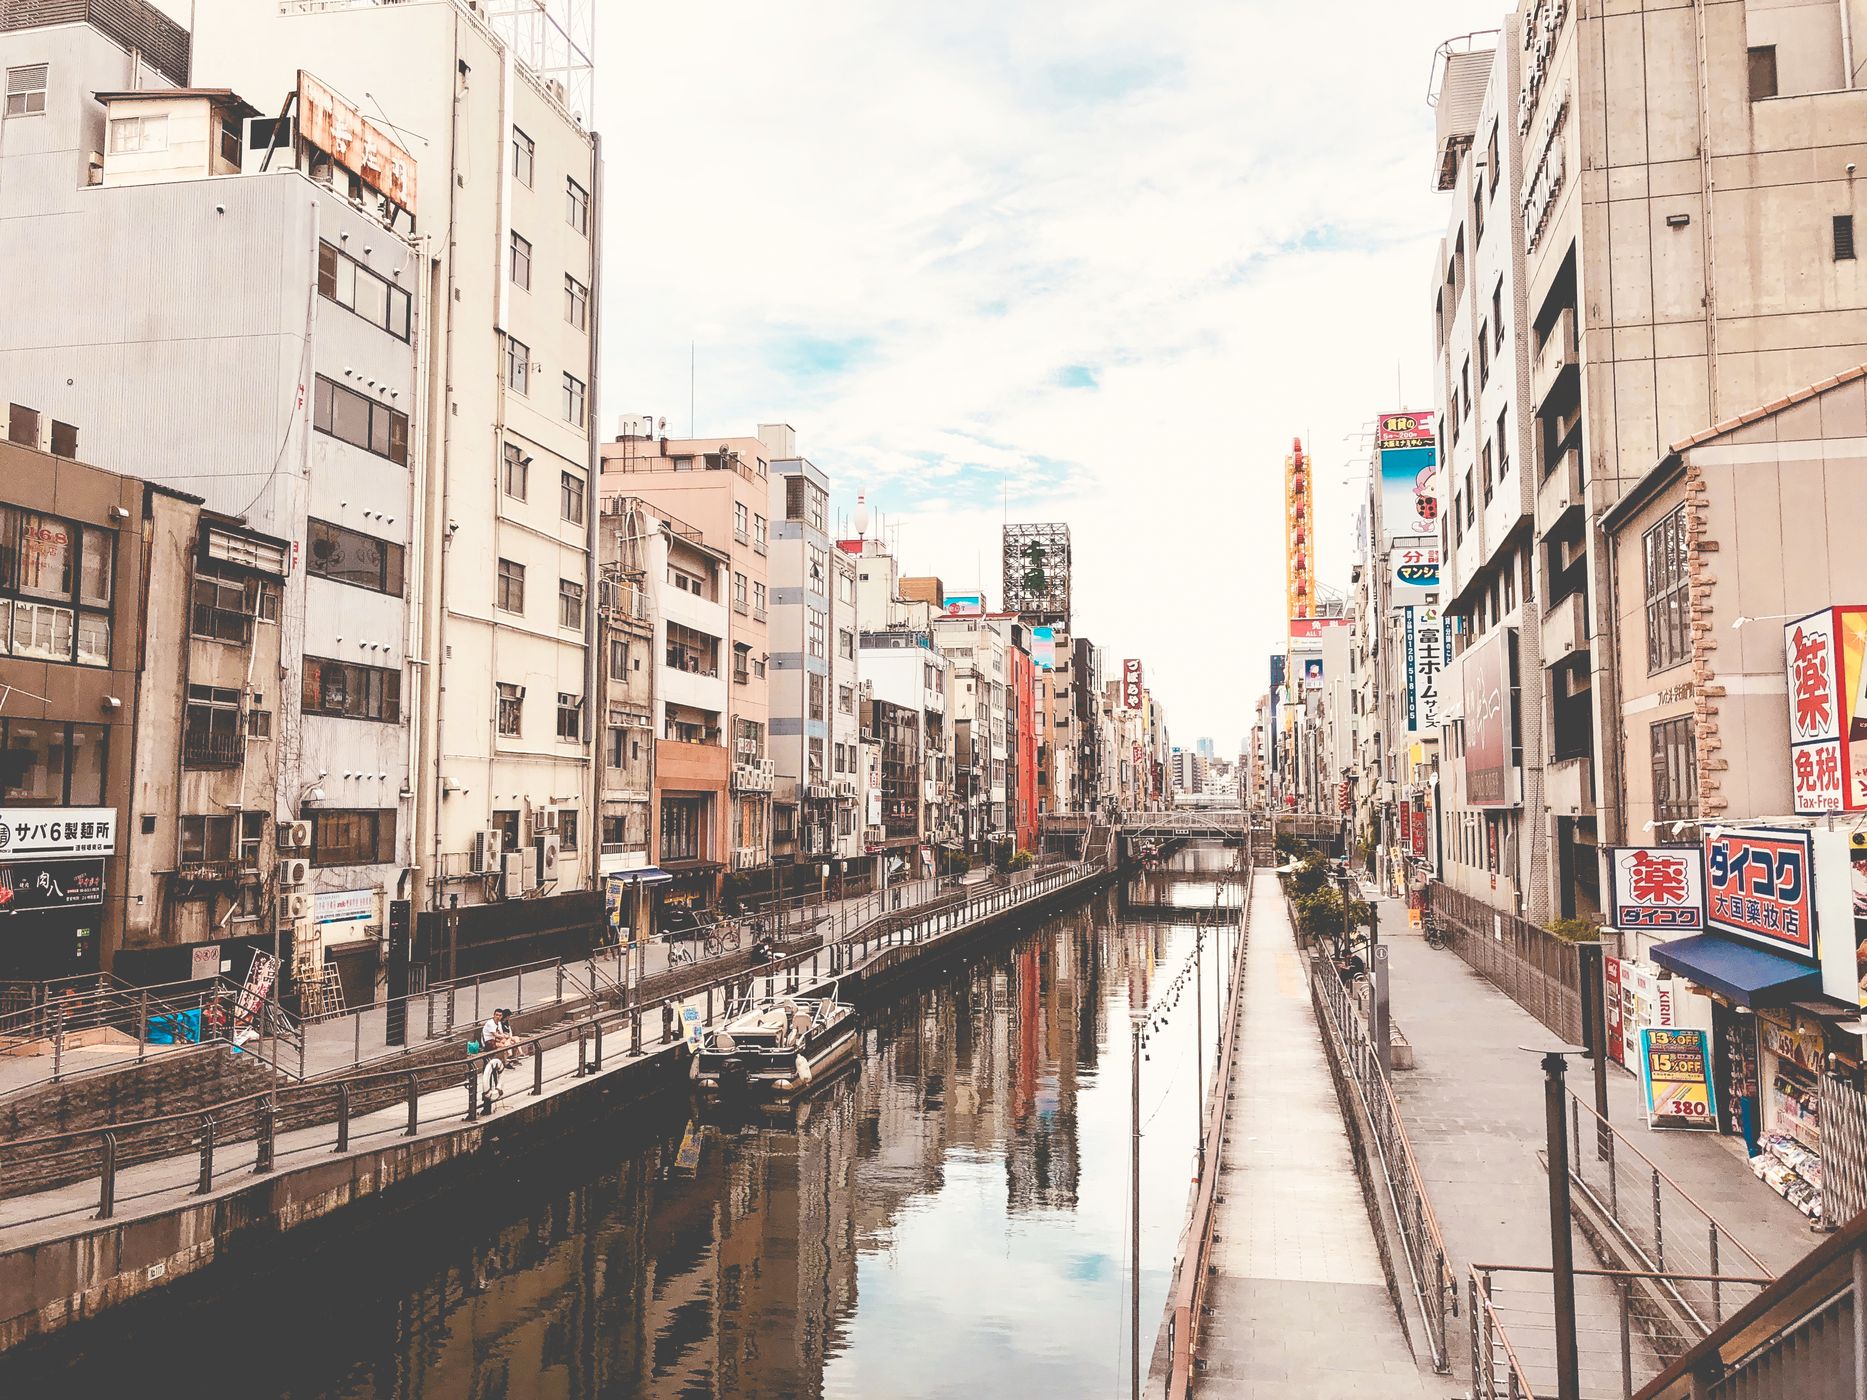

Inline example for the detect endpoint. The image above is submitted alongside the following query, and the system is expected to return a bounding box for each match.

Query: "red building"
[1010,632,1039,852]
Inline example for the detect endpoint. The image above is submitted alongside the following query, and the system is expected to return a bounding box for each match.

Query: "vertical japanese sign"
[1403,605,1442,734]
[1639,1027,1719,1130]
[1607,846,1705,931]
[1410,793,1427,858]
[1604,956,1625,1065]
[1286,439,1315,620]
[1376,411,1439,544]
[1703,826,1816,958]
[1786,605,1867,813]
[1122,658,1144,710]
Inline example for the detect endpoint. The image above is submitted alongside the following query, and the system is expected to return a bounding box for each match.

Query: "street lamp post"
[1534,1047,1584,1400]
[1130,1008,1145,1400]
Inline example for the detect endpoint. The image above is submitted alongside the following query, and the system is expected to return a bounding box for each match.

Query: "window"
[565,275,589,331]
[560,470,585,523]
[562,373,586,428]
[1747,45,1778,102]
[313,375,409,464]
[107,113,167,153]
[1477,325,1489,386]
[838,628,854,660]
[5,65,47,117]
[506,337,530,395]
[566,177,590,235]
[0,720,107,805]
[510,231,532,290]
[311,809,395,867]
[317,242,411,340]
[807,544,827,593]
[497,558,525,613]
[179,814,236,865]
[1643,505,1690,672]
[512,126,534,186]
[184,684,243,768]
[1496,407,1510,477]
[1651,716,1697,826]
[1492,281,1504,350]
[606,724,625,768]
[1486,123,1500,201]
[1459,359,1471,419]
[733,642,751,685]
[660,795,705,862]
[609,636,628,676]
[0,507,114,666]
[807,608,826,659]
[216,117,242,166]
[559,577,585,629]
[558,810,578,847]
[839,684,855,716]
[190,567,275,644]
[1463,470,1475,526]
[753,581,767,617]
[1473,182,1484,244]
[1481,442,1494,503]
[302,657,401,721]
[753,514,767,552]
[497,682,523,737]
[557,692,581,740]
[809,672,826,722]
[503,442,528,499]
[308,519,403,595]
[1836,215,1857,262]
[248,705,271,739]
[734,501,749,542]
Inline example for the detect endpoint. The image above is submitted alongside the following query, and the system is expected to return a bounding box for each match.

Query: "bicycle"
[1423,912,1454,950]
[666,939,696,967]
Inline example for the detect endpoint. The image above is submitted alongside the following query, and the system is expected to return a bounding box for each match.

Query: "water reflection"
[0,849,1239,1400]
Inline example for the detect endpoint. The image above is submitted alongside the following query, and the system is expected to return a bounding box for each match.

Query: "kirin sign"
[1607,847,1704,931]
[1783,606,1867,814]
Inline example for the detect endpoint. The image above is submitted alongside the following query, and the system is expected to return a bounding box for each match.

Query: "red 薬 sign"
[1607,846,1705,930]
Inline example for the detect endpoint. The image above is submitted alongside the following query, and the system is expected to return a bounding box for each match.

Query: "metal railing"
[0,858,1104,1226]
[1309,922,1459,1371]
[1469,1263,1770,1399]
[1164,856,1254,1397]
[1431,881,1594,1045]
[1565,1089,1772,1336]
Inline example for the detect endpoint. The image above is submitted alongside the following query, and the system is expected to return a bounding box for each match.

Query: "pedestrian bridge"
[1043,809,1257,839]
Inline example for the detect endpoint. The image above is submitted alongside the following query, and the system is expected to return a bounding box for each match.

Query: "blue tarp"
[1648,934,1822,1008]
[145,1007,202,1044]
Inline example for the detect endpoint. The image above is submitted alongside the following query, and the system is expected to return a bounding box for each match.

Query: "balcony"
[752,605,767,622]
[1537,443,1584,537]
[1540,591,1588,667]
[1546,754,1594,817]
[173,858,244,885]
[1533,306,1577,413]
[183,728,244,769]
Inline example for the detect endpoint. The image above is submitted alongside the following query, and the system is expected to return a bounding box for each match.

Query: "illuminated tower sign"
[1285,437,1314,622]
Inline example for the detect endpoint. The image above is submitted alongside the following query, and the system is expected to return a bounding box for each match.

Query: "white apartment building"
[933,612,1010,848]
[188,0,603,924]
[830,549,864,866]
[0,14,419,992]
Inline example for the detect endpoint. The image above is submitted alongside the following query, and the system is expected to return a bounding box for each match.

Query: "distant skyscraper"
[1196,737,1215,759]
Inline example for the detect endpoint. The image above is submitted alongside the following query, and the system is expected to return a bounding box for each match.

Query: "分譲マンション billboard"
[1377,410,1438,543]
[1461,627,1515,807]
[1607,846,1705,932]
[1784,605,1867,813]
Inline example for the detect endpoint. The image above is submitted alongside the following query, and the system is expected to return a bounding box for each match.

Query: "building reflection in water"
[0,851,1238,1400]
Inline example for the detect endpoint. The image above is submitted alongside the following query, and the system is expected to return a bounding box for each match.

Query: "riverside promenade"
[0,860,1107,1353]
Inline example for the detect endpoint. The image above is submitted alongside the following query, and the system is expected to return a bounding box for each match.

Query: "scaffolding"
[1001,522,1072,629]
[484,0,594,124]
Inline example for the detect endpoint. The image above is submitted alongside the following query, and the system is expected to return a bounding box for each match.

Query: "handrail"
[1468,1265,1546,1400]
[1165,854,1253,1397]
[0,858,1106,1218]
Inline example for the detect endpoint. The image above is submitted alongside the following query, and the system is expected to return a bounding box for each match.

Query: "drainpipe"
[582,129,604,896]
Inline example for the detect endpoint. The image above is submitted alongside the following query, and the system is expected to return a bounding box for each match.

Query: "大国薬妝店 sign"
[1704,826,1816,958]
[1607,846,1705,931]
[1784,605,1867,813]
[1639,1026,1718,1130]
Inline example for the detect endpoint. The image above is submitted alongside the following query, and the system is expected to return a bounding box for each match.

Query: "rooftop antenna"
[689,341,696,437]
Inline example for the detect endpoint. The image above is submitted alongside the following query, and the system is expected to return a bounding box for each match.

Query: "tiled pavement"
[1194,881,1433,1397]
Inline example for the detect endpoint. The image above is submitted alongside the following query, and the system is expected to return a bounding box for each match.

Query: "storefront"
[314,888,383,1011]
[0,808,116,980]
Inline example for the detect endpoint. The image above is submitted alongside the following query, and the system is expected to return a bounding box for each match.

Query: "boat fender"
[795,1053,812,1085]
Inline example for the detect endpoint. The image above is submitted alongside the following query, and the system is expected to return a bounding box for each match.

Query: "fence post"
[336,1083,351,1153]
[631,1008,642,1055]
[406,1072,419,1136]
[593,1022,603,1073]
[137,990,148,1062]
[299,1029,306,1081]
[52,1006,63,1082]
[1608,1132,1619,1217]
[1618,1277,1634,1399]
[1652,1169,1665,1269]
[97,1131,117,1220]
[578,1029,589,1078]
[355,1011,362,1066]
[197,1113,215,1195]
[467,1068,479,1121]
[517,965,524,1009]
[255,1096,276,1173]
[1709,1226,1722,1323]
[558,962,566,1005]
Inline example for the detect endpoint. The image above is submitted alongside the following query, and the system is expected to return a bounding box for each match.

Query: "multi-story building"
[596,498,658,941]
[863,693,921,879]
[0,430,151,981]
[187,0,603,956]
[601,429,775,883]
[1426,0,1867,921]
[0,20,428,994]
[829,549,865,876]
[933,610,1008,853]
[1008,626,1037,851]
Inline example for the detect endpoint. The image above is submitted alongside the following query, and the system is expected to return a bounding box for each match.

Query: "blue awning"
[1647,934,1822,1008]
[607,867,672,885]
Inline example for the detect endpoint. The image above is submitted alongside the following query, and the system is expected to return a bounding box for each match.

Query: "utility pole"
[1130,1008,1145,1400]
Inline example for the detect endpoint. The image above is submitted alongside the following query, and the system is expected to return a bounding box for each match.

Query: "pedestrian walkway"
[1195,881,1430,1397]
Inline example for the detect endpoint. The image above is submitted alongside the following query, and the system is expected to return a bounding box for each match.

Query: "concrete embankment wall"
[0,870,1114,1354]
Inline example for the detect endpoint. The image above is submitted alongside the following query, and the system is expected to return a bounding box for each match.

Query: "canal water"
[1,847,1243,1399]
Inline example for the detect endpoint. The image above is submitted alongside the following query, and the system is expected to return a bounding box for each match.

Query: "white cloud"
[595,0,1499,745]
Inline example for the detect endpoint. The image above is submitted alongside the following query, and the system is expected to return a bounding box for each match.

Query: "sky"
[586,1,1501,750]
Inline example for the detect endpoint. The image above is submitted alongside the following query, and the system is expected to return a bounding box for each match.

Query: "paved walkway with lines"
[1194,880,1431,1397]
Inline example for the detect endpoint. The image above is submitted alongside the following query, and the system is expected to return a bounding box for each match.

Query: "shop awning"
[1648,934,1823,1008]
[608,866,673,885]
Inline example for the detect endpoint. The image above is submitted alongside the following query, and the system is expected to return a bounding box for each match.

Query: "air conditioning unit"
[535,809,559,834]
[502,848,533,898]
[279,820,312,851]
[537,833,561,884]
[735,738,759,759]
[277,892,310,923]
[279,857,310,888]
[758,758,775,779]
[473,828,505,873]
